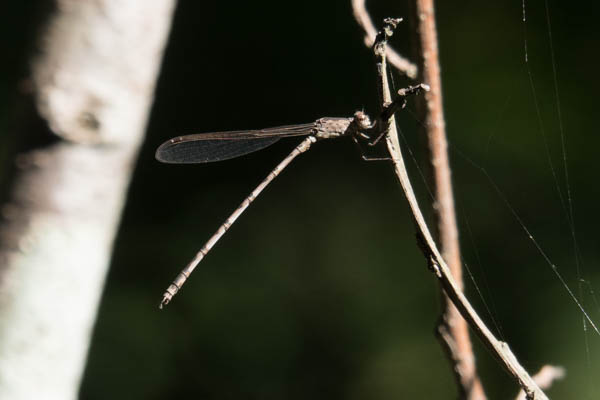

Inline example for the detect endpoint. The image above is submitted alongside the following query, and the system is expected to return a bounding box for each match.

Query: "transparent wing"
[155,123,316,164]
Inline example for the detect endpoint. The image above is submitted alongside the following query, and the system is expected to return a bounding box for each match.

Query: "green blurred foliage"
[1,0,599,398]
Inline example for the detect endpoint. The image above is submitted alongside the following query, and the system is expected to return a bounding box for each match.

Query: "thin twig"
[413,1,485,399]
[515,365,565,400]
[373,18,548,400]
[351,0,418,78]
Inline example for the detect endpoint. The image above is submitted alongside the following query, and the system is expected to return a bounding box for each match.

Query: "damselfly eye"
[353,111,371,129]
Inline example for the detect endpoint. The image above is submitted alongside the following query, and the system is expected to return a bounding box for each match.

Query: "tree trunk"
[0,1,176,399]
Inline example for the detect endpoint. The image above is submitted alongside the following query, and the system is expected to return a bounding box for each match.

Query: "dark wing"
[155,122,316,164]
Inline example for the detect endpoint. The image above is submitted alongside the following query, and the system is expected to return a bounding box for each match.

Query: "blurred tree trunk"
[0,1,176,399]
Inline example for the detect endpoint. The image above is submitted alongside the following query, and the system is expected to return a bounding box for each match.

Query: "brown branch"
[373,18,548,400]
[351,0,418,78]
[413,1,485,399]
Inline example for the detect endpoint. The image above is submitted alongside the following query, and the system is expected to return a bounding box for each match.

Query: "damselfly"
[156,84,428,308]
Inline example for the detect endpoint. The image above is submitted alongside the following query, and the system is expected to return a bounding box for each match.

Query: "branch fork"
[372,17,550,400]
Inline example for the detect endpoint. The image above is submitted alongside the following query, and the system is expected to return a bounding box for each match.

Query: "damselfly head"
[353,111,372,130]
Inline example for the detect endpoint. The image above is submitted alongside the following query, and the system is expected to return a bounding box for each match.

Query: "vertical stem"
[414,1,486,399]
[375,18,547,400]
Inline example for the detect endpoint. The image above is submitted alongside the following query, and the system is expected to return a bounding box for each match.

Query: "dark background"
[2,0,599,398]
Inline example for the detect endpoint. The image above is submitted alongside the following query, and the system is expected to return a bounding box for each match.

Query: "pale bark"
[0,1,176,399]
